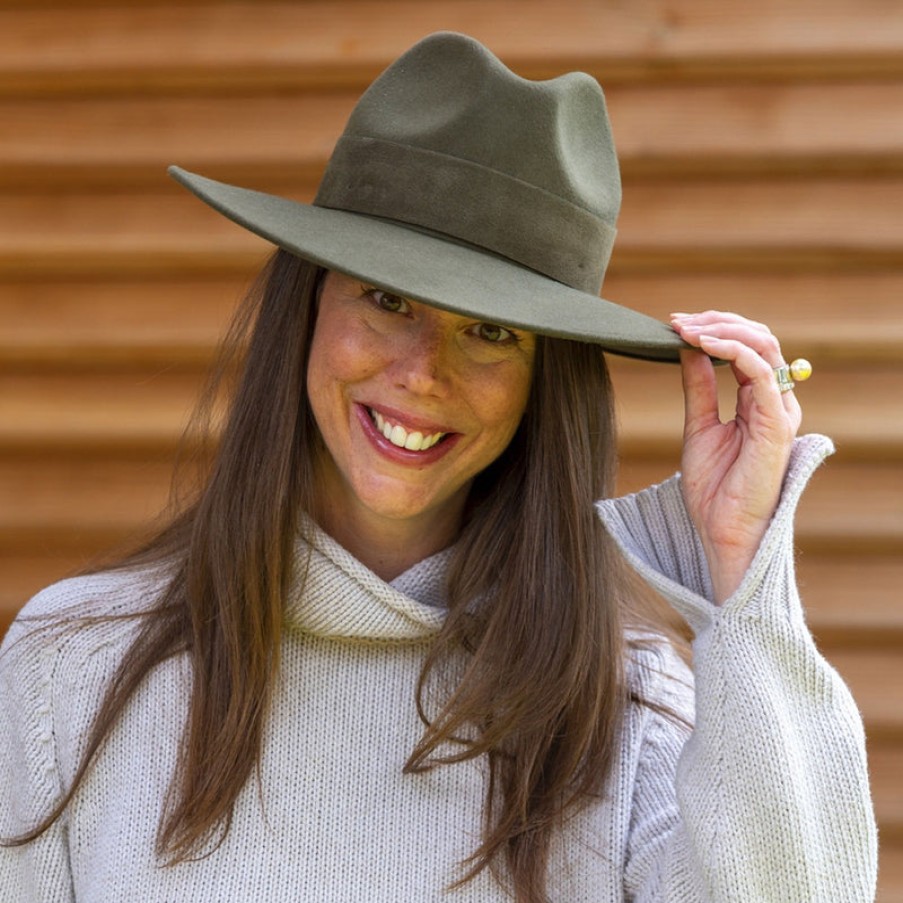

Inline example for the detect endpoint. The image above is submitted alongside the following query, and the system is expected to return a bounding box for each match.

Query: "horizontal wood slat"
[0,371,203,450]
[2,0,903,96]
[878,839,903,902]
[800,554,903,642]
[2,80,902,188]
[870,739,903,836]
[0,453,175,548]
[607,81,903,176]
[828,648,903,740]
[0,94,346,190]
[0,278,245,366]
[619,178,903,252]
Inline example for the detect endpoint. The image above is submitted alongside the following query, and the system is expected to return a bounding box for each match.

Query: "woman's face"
[307,271,536,538]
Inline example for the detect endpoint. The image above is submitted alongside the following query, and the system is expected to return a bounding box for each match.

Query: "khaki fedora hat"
[169,31,686,361]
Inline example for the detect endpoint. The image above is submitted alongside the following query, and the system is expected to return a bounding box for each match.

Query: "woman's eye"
[367,288,408,314]
[476,322,514,343]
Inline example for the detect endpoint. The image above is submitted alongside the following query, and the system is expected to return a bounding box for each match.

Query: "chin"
[357,490,442,522]
[352,472,463,524]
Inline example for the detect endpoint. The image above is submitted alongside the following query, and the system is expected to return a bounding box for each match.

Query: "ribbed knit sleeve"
[0,614,75,902]
[597,434,878,901]
[1,570,159,903]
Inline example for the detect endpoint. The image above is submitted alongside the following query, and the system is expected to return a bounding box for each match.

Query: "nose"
[389,316,453,397]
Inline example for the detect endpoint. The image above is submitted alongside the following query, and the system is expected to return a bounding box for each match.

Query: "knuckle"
[762,333,781,357]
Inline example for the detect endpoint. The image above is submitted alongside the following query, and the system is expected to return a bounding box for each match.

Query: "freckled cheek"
[310,329,388,391]
[306,344,355,442]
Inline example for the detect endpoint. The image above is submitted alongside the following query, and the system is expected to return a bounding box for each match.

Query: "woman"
[0,31,876,902]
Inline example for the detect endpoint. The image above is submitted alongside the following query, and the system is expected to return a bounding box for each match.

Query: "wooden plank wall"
[1,0,901,896]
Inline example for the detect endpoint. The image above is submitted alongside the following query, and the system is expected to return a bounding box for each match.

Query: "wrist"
[701,533,763,605]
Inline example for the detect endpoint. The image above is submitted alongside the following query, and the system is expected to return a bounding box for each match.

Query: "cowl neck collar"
[283,522,452,641]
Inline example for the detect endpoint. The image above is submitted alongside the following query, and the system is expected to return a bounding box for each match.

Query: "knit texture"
[0,434,877,901]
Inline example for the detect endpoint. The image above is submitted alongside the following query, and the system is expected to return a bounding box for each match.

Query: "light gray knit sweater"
[0,434,877,901]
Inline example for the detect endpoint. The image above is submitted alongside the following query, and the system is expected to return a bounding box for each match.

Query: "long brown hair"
[408,331,634,899]
[6,249,681,902]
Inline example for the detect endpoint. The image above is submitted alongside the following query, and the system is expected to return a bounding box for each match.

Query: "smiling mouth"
[367,407,449,451]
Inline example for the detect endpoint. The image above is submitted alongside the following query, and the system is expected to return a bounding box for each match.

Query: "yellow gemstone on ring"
[789,358,813,382]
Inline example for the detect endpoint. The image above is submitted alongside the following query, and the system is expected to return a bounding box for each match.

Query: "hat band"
[314,136,615,294]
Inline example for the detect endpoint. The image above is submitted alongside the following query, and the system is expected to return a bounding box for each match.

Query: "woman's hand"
[670,311,803,604]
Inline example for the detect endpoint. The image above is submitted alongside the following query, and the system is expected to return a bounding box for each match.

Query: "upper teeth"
[369,409,446,451]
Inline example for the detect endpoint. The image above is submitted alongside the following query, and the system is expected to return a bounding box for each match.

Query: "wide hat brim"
[169,166,686,362]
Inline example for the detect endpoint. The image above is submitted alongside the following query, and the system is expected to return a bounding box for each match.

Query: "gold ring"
[774,358,812,393]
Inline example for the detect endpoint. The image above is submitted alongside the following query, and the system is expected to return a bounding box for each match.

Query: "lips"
[367,407,448,451]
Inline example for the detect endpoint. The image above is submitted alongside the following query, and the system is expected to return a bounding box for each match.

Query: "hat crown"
[315,32,622,294]
[344,33,621,227]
